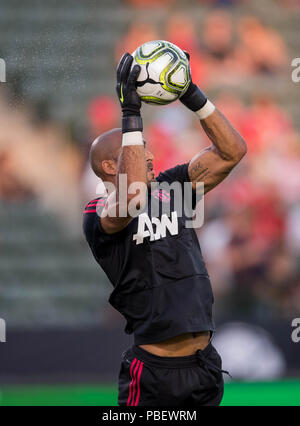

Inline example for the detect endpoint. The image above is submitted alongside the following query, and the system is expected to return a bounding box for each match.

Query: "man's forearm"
[187,106,247,195]
[200,108,247,163]
[180,75,246,164]
[101,134,147,231]
[117,142,147,203]
[116,131,148,217]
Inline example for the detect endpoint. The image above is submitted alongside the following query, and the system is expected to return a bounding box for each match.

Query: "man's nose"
[145,150,154,161]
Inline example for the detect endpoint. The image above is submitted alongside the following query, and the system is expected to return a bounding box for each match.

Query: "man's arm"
[180,53,247,194]
[101,53,147,234]
[188,108,247,194]
[101,142,147,234]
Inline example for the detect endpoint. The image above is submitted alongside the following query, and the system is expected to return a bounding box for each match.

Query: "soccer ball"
[131,40,191,105]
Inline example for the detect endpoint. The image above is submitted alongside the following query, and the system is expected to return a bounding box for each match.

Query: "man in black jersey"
[83,52,247,406]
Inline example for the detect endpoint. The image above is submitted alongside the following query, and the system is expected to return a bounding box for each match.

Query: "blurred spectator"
[236,16,288,75]
[0,94,81,221]
[286,204,300,255]
[81,96,120,201]
[165,13,209,87]
[276,0,300,9]
[165,13,198,54]
[246,94,294,154]
[0,150,33,201]
[115,22,159,63]
[88,96,119,138]
[200,10,243,86]
[202,10,235,63]
[215,91,249,133]
[216,92,295,155]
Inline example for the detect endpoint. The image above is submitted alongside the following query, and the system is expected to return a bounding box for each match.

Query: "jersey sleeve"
[82,198,113,257]
[156,163,190,185]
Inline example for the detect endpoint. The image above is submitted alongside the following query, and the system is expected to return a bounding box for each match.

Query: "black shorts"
[118,342,224,407]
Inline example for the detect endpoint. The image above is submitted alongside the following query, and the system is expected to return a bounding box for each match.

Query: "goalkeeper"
[83,52,247,406]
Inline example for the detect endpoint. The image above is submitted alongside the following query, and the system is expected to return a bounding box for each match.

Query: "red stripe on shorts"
[127,358,137,406]
[134,361,144,406]
[130,360,140,406]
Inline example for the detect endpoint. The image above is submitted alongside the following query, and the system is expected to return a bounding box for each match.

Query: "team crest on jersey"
[133,211,178,245]
[151,189,171,202]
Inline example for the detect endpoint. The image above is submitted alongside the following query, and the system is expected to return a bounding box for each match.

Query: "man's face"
[145,148,155,185]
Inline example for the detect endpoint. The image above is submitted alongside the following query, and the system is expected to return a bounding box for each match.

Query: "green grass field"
[0,380,300,406]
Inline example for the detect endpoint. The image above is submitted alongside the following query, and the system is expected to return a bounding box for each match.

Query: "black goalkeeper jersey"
[83,163,215,345]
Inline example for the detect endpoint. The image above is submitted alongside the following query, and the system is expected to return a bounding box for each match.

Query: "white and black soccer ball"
[132,40,191,106]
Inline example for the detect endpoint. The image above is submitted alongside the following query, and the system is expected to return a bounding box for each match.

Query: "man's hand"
[116,53,142,133]
[179,51,208,113]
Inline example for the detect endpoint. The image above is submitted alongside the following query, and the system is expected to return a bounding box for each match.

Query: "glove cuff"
[122,107,141,118]
[122,115,143,134]
[180,83,207,112]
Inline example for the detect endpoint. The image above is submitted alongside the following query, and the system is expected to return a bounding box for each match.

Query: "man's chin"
[147,171,155,181]
[147,173,156,187]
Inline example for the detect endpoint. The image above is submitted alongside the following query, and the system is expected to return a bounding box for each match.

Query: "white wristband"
[122,131,144,147]
[195,100,215,120]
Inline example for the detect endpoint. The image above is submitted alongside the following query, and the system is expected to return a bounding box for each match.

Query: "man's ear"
[102,160,117,176]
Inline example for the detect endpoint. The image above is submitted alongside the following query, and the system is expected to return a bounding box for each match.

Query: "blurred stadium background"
[0,0,300,406]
